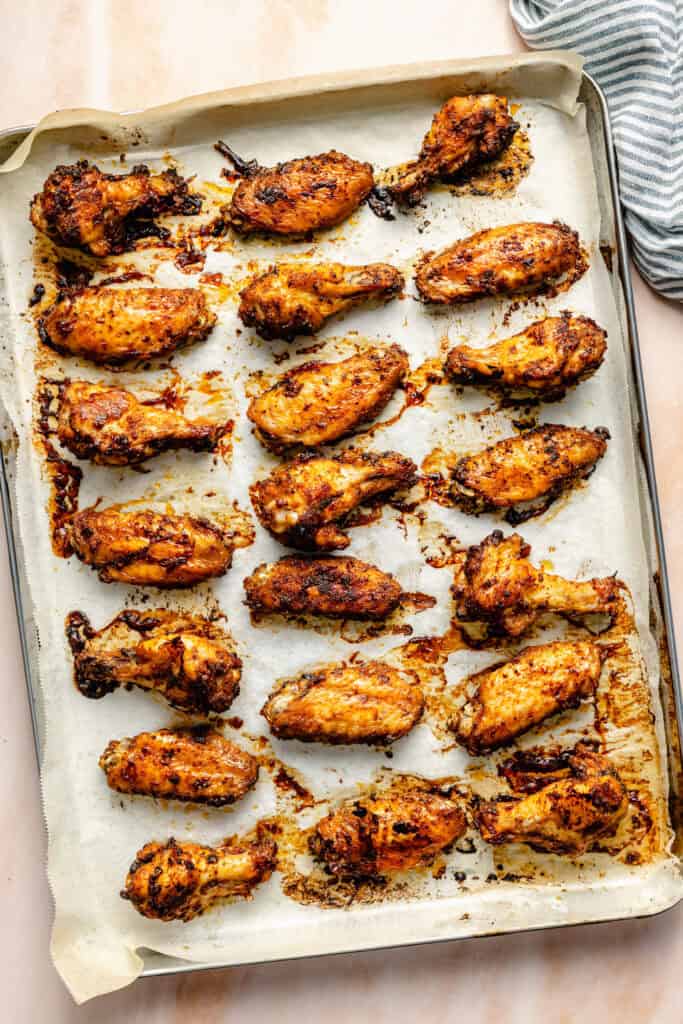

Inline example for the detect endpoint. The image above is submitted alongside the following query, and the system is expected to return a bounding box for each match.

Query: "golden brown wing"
[250,449,416,551]
[238,261,404,340]
[65,608,241,712]
[100,726,258,806]
[56,379,225,465]
[38,287,216,365]
[224,150,374,235]
[261,659,424,745]
[30,160,201,256]
[454,641,606,754]
[247,345,409,452]
[415,222,584,304]
[69,506,234,587]
[121,828,277,921]
[445,315,607,396]
[310,782,467,876]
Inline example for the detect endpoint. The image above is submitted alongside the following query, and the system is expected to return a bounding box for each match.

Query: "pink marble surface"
[1,2,682,1019]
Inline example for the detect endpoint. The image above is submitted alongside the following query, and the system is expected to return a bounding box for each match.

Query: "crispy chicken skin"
[453,530,619,637]
[476,744,628,854]
[238,262,404,341]
[222,149,374,236]
[100,726,258,806]
[415,222,584,305]
[244,555,405,620]
[38,286,216,365]
[122,828,277,921]
[454,641,606,755]
[56,379,225,465]
[261,660,424,745]
[247,345,409,452]
[69,506,235,587]
[310,782,467,876]
[30,161,201,256]
[386,94,518,206]
[445,315,607,397]
[250,449,416,551]
[65,608,242,712]
[451,424,609,517]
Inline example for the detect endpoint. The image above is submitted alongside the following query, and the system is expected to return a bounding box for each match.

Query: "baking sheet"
[0,52,680,1003]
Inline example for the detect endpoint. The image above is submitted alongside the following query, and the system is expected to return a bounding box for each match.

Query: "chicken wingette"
[415,222,585,304]
[310,781,467,877]
[30,160,201,256]
[56,379,226,465]
[454,641,606,755]
[451,424,609,520]
[218,145,374,235]
[261,659,424,745]
[65,608,242,712]
[38,286,216,365]
[238,261,404,340]
[452,530,619,637]
[122,828,277,921]
[385,94,518,206]
[247,345,409,452]
[69,506,235,586]
[476,744,628,854]
[100,726,258,806]
[445,314,607,398]
[250,449,416,551]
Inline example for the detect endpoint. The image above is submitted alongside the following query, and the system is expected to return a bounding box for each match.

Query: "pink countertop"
[2,2,682,1020]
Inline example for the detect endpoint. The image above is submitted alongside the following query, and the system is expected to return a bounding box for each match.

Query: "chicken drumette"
[30,160,201,256]
[238,261,404,340]
[416,222,585,305]
[385,94,518,206]
[476,744,628,854]
[38,287,216,365]
[122,828,277,921]
[66,608,242,712]
[452,530,619,637]
[445,314,607,398]
[247,345,409,452]
[262,659,424,745]
[250,449,416,551]
[100,726,258,806]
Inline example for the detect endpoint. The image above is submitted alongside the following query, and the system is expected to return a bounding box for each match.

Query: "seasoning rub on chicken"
[247,345,409,452]
[66,608,242,712]
[238,262,404,340]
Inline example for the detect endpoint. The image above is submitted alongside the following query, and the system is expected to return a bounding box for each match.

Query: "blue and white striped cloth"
[509,0,683,301]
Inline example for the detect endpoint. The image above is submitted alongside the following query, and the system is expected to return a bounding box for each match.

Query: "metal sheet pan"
[0,66,680,983]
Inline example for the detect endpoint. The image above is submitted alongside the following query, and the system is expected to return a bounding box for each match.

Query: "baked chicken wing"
[238,261,404,340]
[250,449,416,551]
[453,530,619,637]
[65,608,241,712]
[451,424,609,520]
[261,659,424,745]
[30,160,201,256]
[445,314,607,397]
[218,145,374,235]
[100,726,258,806]
[454,640,606,755]
[69,506,235,586]
[56,379,226,465]
[476,744,628,853]
[122,828,277,921]
[247,345,409,452]
[385,94,518,206]
[415,222,584,305]
[310,781,467,877]
[38,286,216,365]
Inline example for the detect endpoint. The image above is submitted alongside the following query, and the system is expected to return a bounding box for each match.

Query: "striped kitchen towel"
[509,0,683,301]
